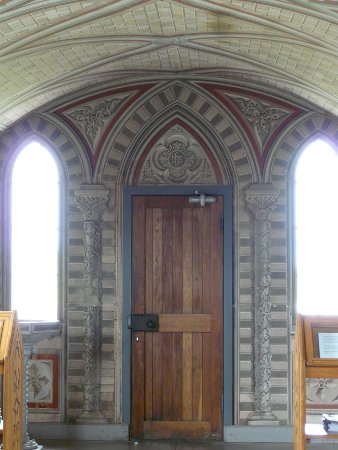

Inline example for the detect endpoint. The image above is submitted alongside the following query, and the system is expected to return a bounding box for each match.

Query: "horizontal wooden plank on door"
[144,196,193,208]
[159,314,212,332]
[144,420,212,439]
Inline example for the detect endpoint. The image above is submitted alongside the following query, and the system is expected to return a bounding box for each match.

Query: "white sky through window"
[11,141,59,321]
[295,139,338,315]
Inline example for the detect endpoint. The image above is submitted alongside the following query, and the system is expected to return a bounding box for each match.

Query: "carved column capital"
[245,184,279,221]
[74,184,109,221]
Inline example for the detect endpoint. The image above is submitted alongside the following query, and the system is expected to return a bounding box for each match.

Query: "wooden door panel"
[143,420,211,439]
[131,195,223,440]
[192,332,203,421]
[162,332,174,420]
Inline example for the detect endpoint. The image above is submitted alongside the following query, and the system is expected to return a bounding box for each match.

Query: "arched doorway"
[121,120,233,439]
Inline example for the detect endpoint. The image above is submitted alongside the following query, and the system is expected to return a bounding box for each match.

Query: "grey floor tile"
[39,440,177,450]
[37,440,338,450]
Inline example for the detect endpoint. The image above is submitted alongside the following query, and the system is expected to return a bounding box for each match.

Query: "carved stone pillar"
[245,184,279,425]
[22,345,41,450]
[75,184,109,422]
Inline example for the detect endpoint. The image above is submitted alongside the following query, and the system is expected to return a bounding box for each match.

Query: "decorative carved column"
[245,184,279,425]
[22,345,41,450]
[75,184,109,422]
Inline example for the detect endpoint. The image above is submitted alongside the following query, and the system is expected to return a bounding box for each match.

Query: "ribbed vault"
[1,0,338,132]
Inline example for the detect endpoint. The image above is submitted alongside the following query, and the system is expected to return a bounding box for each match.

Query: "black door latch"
[128,314,159,332]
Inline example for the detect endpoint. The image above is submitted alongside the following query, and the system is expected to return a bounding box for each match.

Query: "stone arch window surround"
[2,135,66,322]
[264,114,338,423]
[264,119,338,328]
[288,135,338,420]
[267,124,338,324]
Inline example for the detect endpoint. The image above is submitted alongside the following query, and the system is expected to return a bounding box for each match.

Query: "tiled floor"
[37,440,338,450]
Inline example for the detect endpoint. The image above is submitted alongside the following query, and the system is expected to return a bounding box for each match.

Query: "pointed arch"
[0,115,92,184]
[265,113,338,184]
[292,137,338,315]
[98,81,257,186]
[10,139,61,320]
[120,111,231,186]
[263,114,338,318]
[0,132,67,321]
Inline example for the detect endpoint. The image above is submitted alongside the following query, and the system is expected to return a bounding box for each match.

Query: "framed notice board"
[304,316,338,365]
[294,314,338,450]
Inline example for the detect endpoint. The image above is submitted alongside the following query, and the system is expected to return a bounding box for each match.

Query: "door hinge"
[221,395,224,413]
[220,214,224,230]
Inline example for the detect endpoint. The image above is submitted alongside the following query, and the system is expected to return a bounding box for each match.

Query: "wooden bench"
[0,311,23,450]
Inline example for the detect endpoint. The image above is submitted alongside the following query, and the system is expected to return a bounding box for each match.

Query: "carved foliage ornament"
[12,329,23,448]
[69,97,126,144]
[83,221,101,290]
[75,186,109,300]
[245,190,279,221]
[139,125,217,185]
[82,305,101,413]
[75,194,108,222]
[231,96,288,148]
[306,378,338,406]
[83,305,100,372]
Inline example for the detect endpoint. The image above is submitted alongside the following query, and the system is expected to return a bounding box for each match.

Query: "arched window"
[10,141,60,321]
[294,138,338,315]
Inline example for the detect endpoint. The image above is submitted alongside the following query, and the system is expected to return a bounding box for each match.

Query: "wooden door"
[131,195,223,440]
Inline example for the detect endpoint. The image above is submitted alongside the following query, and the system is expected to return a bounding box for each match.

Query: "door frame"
[122,185,233,430]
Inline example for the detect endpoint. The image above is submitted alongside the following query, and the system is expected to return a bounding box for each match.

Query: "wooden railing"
[0,311,23,450]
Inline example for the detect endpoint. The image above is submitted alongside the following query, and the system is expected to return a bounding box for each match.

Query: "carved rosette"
[245,184,279,424]
[139,125,217,185]
[74,185,109,422]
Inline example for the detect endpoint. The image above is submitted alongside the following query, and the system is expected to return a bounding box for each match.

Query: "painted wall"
[0,78,337,429]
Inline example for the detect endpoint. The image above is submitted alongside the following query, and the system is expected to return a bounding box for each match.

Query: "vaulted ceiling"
[1,0,338,133]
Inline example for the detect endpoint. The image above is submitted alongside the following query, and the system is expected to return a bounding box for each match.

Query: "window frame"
[289,135,338,322]
[3,136,66,323]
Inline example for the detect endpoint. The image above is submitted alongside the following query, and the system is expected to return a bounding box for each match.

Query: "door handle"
[147,319,156,329]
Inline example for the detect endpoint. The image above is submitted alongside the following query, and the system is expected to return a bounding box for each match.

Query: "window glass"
[11,141,59,321]
[295,139,338,314]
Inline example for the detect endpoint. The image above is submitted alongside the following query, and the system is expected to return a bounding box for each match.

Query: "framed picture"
[304,316,338,365]
[27,353,59,409]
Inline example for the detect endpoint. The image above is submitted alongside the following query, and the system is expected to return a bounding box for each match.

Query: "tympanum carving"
[139,125,217,185]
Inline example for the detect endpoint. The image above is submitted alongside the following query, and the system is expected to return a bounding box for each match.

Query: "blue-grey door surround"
[122,185,233,431]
